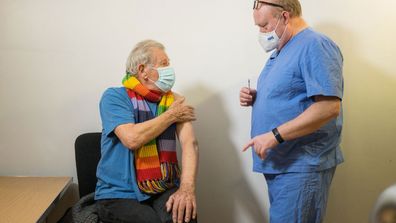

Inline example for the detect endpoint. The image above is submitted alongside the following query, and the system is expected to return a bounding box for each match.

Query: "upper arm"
[302,38,344,100]
[173,92,198,148]
[313,95,341,117]
[100,88,135,137]
[176,122,198,148]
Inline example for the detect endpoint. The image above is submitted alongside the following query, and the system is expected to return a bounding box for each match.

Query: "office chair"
[75,132,102,198]
[70,132,102,223]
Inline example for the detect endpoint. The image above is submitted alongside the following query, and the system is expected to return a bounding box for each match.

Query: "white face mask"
[148,66,176,92]
[258,17,287,52]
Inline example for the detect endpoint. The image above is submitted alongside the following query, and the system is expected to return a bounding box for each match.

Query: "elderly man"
[240,0,344,222]
[95,40,198,223]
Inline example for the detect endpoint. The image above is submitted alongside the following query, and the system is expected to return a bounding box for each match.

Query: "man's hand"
[240,87,257,106]
[167,97,196,123]
[166,186,197,223]
[242,132,278,160]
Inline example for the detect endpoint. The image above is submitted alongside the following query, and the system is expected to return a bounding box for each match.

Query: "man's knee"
[97,199,161,223]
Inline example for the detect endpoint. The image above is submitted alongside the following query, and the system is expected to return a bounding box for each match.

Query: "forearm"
[176,122,199,191]
[116,111,176,150]
[180,140,199,191]
[277,97,341,142]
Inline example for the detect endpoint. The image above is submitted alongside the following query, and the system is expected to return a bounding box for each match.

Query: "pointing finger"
[242,140,254,152]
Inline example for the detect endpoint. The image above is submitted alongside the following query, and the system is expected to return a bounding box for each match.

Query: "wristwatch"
[271,127,284,144]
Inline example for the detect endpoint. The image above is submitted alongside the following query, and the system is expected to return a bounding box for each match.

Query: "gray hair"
[371,184,396,223]
[125,39,165,75]
[275,0,302,17]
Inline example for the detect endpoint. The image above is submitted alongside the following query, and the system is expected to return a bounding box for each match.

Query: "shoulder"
[102,87,127,96]
[293,28,343,62]
[100,87,130,106]
[172,91,183,100]
[304,29,341,53]
[101,87,128,100]
[170,91,191,105]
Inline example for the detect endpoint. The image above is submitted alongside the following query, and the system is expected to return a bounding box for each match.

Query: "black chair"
[69,132,102,223]
[75,132,102,198]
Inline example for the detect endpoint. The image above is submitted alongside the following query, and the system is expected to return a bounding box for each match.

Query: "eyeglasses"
[253,0,284,10]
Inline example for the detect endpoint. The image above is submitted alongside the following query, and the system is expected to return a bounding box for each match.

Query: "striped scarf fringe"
[137,163,181,194]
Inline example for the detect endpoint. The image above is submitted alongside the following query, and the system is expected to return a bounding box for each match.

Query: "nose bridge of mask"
[156,66,175,77]
[150,66,176,92]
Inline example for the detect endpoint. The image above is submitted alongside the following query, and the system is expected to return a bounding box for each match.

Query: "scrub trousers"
[264,167,336,223]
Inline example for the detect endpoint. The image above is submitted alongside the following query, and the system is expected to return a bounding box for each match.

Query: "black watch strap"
[272,128,284,144]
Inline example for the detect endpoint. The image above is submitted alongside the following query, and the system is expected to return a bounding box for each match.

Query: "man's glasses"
[253,0,285,10]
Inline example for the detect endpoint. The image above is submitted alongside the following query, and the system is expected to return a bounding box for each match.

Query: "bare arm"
[278,95,341,141]
[243,96,341,159]
[177,122,199,189]
[115,96,195,150]
[166,121,199,223]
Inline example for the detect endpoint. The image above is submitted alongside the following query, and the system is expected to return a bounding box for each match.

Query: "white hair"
[125,39,165,75]
[371,184,396,223]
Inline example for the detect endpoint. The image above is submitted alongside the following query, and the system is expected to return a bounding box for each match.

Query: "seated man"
[95,39,199,223]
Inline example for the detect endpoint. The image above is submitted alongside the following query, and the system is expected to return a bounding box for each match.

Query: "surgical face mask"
[149,66,176,92]
[258,17,287,52]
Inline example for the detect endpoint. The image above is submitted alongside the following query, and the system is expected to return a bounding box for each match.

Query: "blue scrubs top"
[251,28,344,173]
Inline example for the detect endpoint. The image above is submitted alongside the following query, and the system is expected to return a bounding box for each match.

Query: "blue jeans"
[264,167,336,223]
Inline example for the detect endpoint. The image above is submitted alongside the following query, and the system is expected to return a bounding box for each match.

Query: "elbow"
[184,138,199,153]
[330,101,341,118]
[126,143,140,151]
[192,138,199,147]
[192,139,199,152]
[124,135,143,151]
[191,138,199,148]
[114,124,144,150]
[332,109,340,118]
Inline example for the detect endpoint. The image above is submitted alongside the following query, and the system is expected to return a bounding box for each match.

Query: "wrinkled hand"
[242,132,278,160]
[167,97,196,123]
[166,186,197,223]
[240,87,257,106]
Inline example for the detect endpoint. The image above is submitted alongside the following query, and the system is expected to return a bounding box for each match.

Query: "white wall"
[1,0,395,222]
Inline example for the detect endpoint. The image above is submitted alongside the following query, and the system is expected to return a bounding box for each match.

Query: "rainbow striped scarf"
[122,74,180,194]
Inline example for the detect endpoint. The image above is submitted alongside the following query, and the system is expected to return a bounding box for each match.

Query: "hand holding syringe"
[239,79,256,107]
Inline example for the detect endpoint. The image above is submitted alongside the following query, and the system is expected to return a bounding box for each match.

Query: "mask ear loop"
[272,16,281,33]
[146,65,159,83]
[277,11,288,40]
[143,64,156,80]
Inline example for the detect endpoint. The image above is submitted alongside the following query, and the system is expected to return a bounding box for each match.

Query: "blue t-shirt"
[94,87,157,201]
[251,28,344,173]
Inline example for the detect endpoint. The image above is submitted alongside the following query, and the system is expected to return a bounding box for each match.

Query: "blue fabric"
[264,167,336,223]
[251,28,344,173]
[95,87,157,202]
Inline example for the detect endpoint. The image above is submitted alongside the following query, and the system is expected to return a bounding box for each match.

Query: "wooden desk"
[0,176,72,223]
